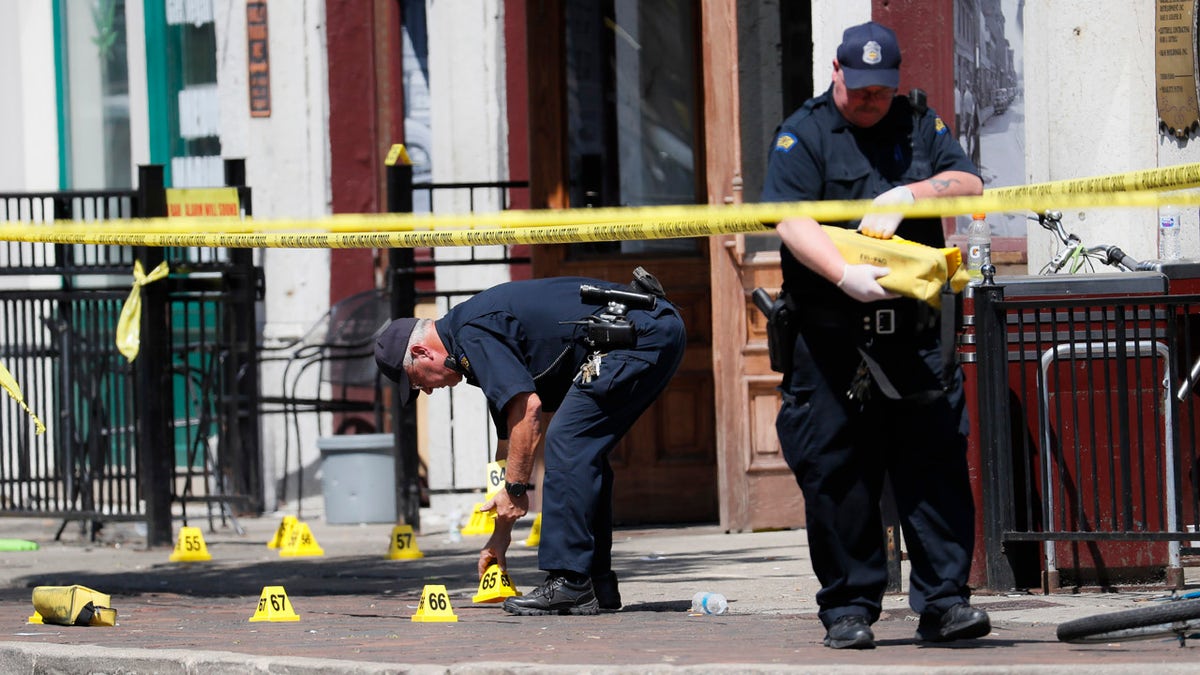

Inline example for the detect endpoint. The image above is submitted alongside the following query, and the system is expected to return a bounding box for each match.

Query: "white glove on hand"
[837,264,899,303]
[857,186,914,239]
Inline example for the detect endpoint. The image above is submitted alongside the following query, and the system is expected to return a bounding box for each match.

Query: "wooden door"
[710,238,805,531]
[525,0,716,524]
[532,248,716,524]
[704,0,805,531]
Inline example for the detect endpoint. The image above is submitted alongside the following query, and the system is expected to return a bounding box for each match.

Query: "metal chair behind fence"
[259,288,392,514]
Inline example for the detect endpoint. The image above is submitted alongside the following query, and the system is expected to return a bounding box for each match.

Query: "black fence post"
[224,158,264,512]
[974,281,1017,590]
[386,150,422,529]
[135,165,174,547]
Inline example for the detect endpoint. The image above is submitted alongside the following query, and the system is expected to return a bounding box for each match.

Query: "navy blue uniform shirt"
[434,277,648,438]
[761,85,977,304]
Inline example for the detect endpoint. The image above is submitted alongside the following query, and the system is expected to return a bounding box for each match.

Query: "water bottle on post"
[966,213,992,281]
[1159,204,1182,260]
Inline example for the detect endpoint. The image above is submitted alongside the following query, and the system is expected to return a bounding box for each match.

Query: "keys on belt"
[846,359,871,402]
[577,352,604,384]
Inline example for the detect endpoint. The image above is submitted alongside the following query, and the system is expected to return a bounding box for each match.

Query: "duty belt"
[802,301,938,339]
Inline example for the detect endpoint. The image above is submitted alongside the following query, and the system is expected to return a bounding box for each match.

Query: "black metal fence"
[386,170,530,527]
[970,273,1200,591]
[0,164,261,543]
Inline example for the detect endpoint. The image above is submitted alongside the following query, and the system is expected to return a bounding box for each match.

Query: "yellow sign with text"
[166,188,241,219]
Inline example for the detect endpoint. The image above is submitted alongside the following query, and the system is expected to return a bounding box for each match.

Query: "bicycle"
[1057,591,1200,646]
[1034,210,1141,274]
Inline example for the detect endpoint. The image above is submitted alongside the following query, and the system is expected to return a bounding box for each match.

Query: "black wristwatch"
[505,481,535,498]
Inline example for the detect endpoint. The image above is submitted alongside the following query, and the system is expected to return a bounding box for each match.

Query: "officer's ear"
[410,343,432,362]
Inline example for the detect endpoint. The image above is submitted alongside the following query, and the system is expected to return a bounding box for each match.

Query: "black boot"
[591,570,622,611]
[503,574,599,616]
[915,603,991,642]
[823,615,875,649]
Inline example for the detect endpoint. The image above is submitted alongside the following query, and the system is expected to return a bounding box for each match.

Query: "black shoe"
[916,603,991,642]
[503,574,599,616]
[823,615,875,649]
[591,571,622,611]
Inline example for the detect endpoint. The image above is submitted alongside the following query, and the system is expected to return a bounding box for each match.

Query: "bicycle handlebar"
[1033,210,1142,274]
[1100,245,1139,272]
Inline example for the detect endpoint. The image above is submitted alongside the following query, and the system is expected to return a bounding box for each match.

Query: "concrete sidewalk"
[1,508,1197,674]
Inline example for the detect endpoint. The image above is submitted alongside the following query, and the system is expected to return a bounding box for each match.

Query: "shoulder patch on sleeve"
[934,116,948,135]
[773,132,799,152]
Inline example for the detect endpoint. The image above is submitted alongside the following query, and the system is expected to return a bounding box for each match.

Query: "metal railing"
[0,164,261,543]
[971,275,1200,591]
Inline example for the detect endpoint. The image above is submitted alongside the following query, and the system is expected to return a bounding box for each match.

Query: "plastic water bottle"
[447,508,463,543]
[691,592,728,615]
[965,213,992,281]
[1159,205,1182,260]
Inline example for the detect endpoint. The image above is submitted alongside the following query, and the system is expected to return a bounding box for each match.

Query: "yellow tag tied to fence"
[31,585,118,627]
[115,260,170,362]
[1,362,45,435]
[823,226,970,309]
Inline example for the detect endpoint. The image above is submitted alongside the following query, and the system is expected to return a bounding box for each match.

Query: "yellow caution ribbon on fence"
[116,260,170,362]
[0,362,46,435]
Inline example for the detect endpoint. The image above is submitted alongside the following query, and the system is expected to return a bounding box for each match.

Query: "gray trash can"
[317,433,396,524]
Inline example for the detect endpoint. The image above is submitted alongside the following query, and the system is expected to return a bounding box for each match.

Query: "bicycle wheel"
[1057,598,1200,643]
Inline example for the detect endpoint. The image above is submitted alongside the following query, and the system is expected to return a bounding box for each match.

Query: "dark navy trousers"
[776,310,975,628]
[537,306,686,577]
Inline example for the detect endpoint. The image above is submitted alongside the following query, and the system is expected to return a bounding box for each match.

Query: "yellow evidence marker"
[249,586,300,622]
[472,564,522,603]
[169,526,212,562]
[485,459,506,500]
[267,515,297,548]
[412,584,458,622]
[523,512,542,547]
[460,459,506,537]
[386,524,424,559]
[278,521,325,557]
[459,503,496,536]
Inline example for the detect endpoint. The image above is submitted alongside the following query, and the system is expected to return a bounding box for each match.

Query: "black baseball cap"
[836,21,901,90]
[375,317,420,406]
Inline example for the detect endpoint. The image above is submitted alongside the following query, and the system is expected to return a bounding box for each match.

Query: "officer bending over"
[762,21,990,649]
[375,274,685,615]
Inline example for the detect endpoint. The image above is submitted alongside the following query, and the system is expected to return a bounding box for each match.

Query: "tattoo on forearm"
[928,177,958,193]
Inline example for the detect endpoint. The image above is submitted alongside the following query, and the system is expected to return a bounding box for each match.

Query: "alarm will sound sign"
[248,0,271,117]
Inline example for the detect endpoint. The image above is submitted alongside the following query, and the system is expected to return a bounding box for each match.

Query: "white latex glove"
[858,186,914,239]
[837,264,900,303]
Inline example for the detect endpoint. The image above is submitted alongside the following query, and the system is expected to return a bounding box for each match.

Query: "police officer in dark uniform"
[375,274,685,616]
[761,21,990,649]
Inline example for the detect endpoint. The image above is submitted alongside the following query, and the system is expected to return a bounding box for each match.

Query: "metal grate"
[972,276,1200,590]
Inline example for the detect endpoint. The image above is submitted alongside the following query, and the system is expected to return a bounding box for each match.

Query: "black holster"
[753,288,797,374]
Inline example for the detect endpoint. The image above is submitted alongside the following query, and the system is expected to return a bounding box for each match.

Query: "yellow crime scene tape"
[1,362,46,435]
[3,162,1200,434]
[2,162,1200,248]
